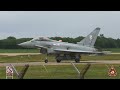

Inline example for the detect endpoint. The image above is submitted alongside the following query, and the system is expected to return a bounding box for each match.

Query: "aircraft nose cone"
[18,43,22,46]
[18,41,34,48]
[18,42,27,47]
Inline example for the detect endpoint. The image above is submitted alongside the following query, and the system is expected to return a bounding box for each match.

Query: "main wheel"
[75,58,80,63]
[56,58,61,63]
[55,54,62,63]
[56,57,62,63]
[75,54,81,63]
[44,59,48,63]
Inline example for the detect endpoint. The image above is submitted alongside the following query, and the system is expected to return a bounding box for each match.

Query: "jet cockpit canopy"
[31,37,51,41]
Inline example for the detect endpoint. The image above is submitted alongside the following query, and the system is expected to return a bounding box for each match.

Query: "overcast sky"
[0,11,120,39]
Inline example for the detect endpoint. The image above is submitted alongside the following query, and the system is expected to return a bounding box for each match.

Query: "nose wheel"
[44,54,48,63]
[44,58,48,63]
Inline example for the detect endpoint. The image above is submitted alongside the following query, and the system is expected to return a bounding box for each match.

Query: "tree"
[0,36,120,49]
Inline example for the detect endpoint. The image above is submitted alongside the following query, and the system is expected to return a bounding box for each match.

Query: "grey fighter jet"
[18,27,102,63]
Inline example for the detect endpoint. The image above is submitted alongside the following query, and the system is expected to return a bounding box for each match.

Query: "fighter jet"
[18,27,102,63]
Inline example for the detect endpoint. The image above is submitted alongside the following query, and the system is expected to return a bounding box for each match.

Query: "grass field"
[1,64,120,79]
[103,48,120,53]
[0,54,55,63]
[0,48,120,79]
[0,49,39,53]
[0,54,120,63]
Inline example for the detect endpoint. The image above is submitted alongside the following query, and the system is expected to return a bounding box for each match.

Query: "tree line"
[0,34,120,49]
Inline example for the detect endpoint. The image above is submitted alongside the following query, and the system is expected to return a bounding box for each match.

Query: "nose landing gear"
[44,54,48,63]
[44,58,48,63]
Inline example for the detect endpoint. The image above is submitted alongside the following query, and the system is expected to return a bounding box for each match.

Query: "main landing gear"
[55,54,81,63]
[44,58,48,63]
[75,54,81,63]
[56,54,62,63]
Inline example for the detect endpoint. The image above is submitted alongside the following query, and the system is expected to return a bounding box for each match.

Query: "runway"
[1,60,120,67]
[0,52,120,56]
[0,53,120,66]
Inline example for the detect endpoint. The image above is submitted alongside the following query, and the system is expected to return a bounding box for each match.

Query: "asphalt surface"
[0,53,120,56]
[0,53,120,66]
[1,60,120,67]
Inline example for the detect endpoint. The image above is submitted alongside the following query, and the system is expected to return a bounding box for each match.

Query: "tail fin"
[77,27,100,47]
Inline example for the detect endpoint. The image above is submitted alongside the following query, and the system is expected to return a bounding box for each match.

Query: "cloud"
[0,11,120,39]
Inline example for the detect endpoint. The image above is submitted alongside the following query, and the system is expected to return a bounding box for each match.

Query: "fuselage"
[18,39,96,54]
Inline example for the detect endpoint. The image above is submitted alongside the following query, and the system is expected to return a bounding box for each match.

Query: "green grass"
[103,48,120,53]
[0,54,55,63]
[0,48,119,63]
[0,48,119,79]
[84,64,120,79]
[82,54,120,60]
[0,53,119,79]
[1,64,120,79]
[0,49,38,53]
[0,54,120,63]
